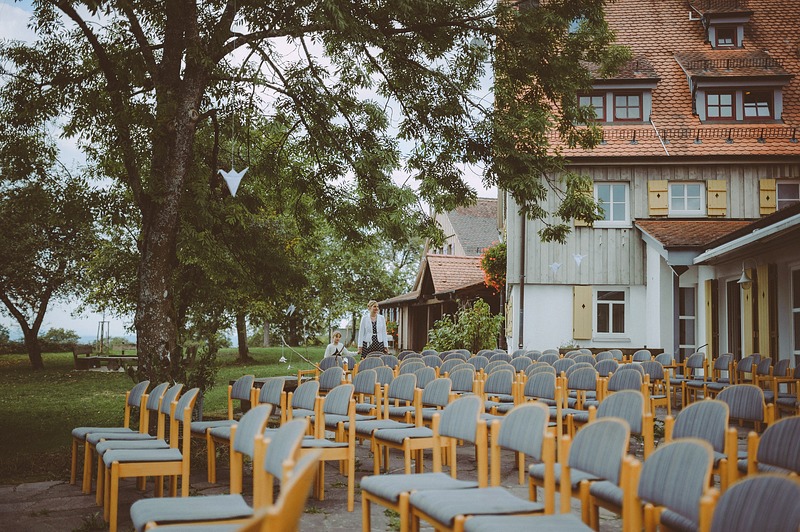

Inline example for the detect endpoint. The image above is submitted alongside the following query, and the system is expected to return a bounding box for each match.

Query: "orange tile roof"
[635,219,753,248]
[426,254,486,293]
[558,0,800,159]
[674,50,792,79]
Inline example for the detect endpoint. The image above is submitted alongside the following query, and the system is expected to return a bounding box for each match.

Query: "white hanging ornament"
[549,262,561,274]
[287,364,292,370]
[573,253,587,266]
[218,167,248,197]
[279,356,287,363]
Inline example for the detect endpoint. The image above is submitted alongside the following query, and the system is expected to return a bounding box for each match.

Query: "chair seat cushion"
[72,426,132,439]
[345,419,414,436]
[103,447,183,466]
[410,487,543,525]
[301,438,348,449]
[129,494,252,532]
[588,480,622,507]
[569,411,590,424]
[492,402,515,414]
[96,439,170,455]
[87,432,156,445]
[463,513,592,532]
[291,409,315,419]
[361,472,478,503]
[374,427,434,444]
[208,426,233,441]
[705,382,729,392]
[324,414,373,427]
[529,463,598,488]
[387,406,415,418]
[659,508,696,532]
[355,403,379,414]
[486,393,515,402]
[190,420,236,435]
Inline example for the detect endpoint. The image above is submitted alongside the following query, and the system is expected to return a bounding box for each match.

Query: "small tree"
[427,299,502,353]
[40,328,80,345]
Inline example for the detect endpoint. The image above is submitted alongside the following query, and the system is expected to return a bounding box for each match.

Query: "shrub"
[427,299,502,353]
[480,241,506,294]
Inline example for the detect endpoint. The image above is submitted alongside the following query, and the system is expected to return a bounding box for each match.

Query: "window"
[595,183,629,226]
[743,91,772,119]
[614,93,642,121]
[793,269,800,359]
[669,183,705,216]
[777,181,800,211]
[679,287,697,360]
[715,26,737,47]
[579,93,605,121]
[596,290,625,335]
[706,92,734,120]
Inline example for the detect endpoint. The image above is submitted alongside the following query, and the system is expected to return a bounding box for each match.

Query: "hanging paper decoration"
[279,356,287,363]
[285,304,296,316]
[573,253,587,266]
[549,262,561,274]
[218,167,248,197]
[287,365,292,370]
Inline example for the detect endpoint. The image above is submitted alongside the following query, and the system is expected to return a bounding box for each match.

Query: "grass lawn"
[0,346,323,485]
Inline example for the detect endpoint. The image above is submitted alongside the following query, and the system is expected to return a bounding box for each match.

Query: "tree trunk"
[262,320,270,347]
[236,313,249,361]
[23,330,44,371]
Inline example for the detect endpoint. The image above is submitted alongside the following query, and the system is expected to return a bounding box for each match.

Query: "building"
[381,199,502,351]
[504,0,800,364]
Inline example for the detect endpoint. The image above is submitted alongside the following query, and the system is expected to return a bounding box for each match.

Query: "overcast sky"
[0,0,496,342]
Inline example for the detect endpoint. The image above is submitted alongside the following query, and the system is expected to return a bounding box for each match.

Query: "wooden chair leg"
[71,439,79,485]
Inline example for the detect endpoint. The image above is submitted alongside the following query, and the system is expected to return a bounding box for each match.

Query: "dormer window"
[578,93,605,121]
[743,90,772,119]
[689,0,752,49]
[714,26,738,48]
[614,93,642,121]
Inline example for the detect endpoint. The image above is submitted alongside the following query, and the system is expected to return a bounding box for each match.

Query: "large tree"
[0,0,625,382]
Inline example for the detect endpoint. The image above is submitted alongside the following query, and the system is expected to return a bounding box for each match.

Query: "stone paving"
[0,405,751,532]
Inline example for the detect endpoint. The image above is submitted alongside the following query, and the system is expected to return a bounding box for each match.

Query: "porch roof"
[635,218,753,266]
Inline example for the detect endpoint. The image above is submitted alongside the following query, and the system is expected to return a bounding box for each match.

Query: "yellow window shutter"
[760,179,776,215]
[648,180,668,216]
[573,286,593,340]
[742,270,754,356]
[707,180,727,217]
[756,264,771,357]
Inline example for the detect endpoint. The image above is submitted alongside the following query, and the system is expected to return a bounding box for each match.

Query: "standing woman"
[357,300,389,359]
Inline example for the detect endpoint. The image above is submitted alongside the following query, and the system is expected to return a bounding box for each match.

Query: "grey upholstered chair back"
[710,475,800,532]
[717,384,767,422]
[414,367,437,389]
[318,366,344,392]
[173,388,200,422]
[565,362,594,379]
[128,380,151,408]
[608,349,624,361]
[568,417,629,484]
[443,352,468,362]
[736,354,758,373]
[489,352,512,363]
[318,356,342,371]
[523,372,557,400]
[374,365,395,385]
[526,363,556,378]
[476,349,494,358]
[595,351,613,362]
[263,418,308,477]
[673,399,728,453]
[567,366,598,391]
[160,383,185,415]
[454,349,471,358]
[755,416,800,473]
[420,349,438,358]
[422,355,442,368]
[640,361,665,381]
[595,358,620,377]
[232,405,273,457]
[553,357,575,374]
[542,348,559,356]
[637,439,713,527]
[438,395,482,442]
[449,368,476,394]
[525,350,542,361]
[573,354,596,366]
[322,383,354,416]
[596,390,644,433]
[258,377,286,406]
[565,350,580,359]
[422,378,452,408]
[773,358,790,377]
[510,357,531,372]
[468,356,490,371]
[497,402,549,460]
[230,375,255,402]
[352,369,377,395]
[654,352,674,366]
[755,357,772,376]
[380,354,399,369]
[401,352,422,361]
[511,349,527,359]
[145,382,169,412]
[440,358,463,375]
[484,369,514,395]
[578,348,592,356]
[618,363,645,376]
[291,380,320,410]
[358,357,385,371]
[684,352,706,371]
[388,373,417,402]
[539,353,560,366]
[714,354,733,371]
[632,349,652,362]
[607,369,643,393]
[399,361,425,375]
[487,361,515,374]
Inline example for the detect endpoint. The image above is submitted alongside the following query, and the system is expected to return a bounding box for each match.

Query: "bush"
[480,241,506,294]
[40,327,80,344]
[0,324,9,344]
[427,299,502,354]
